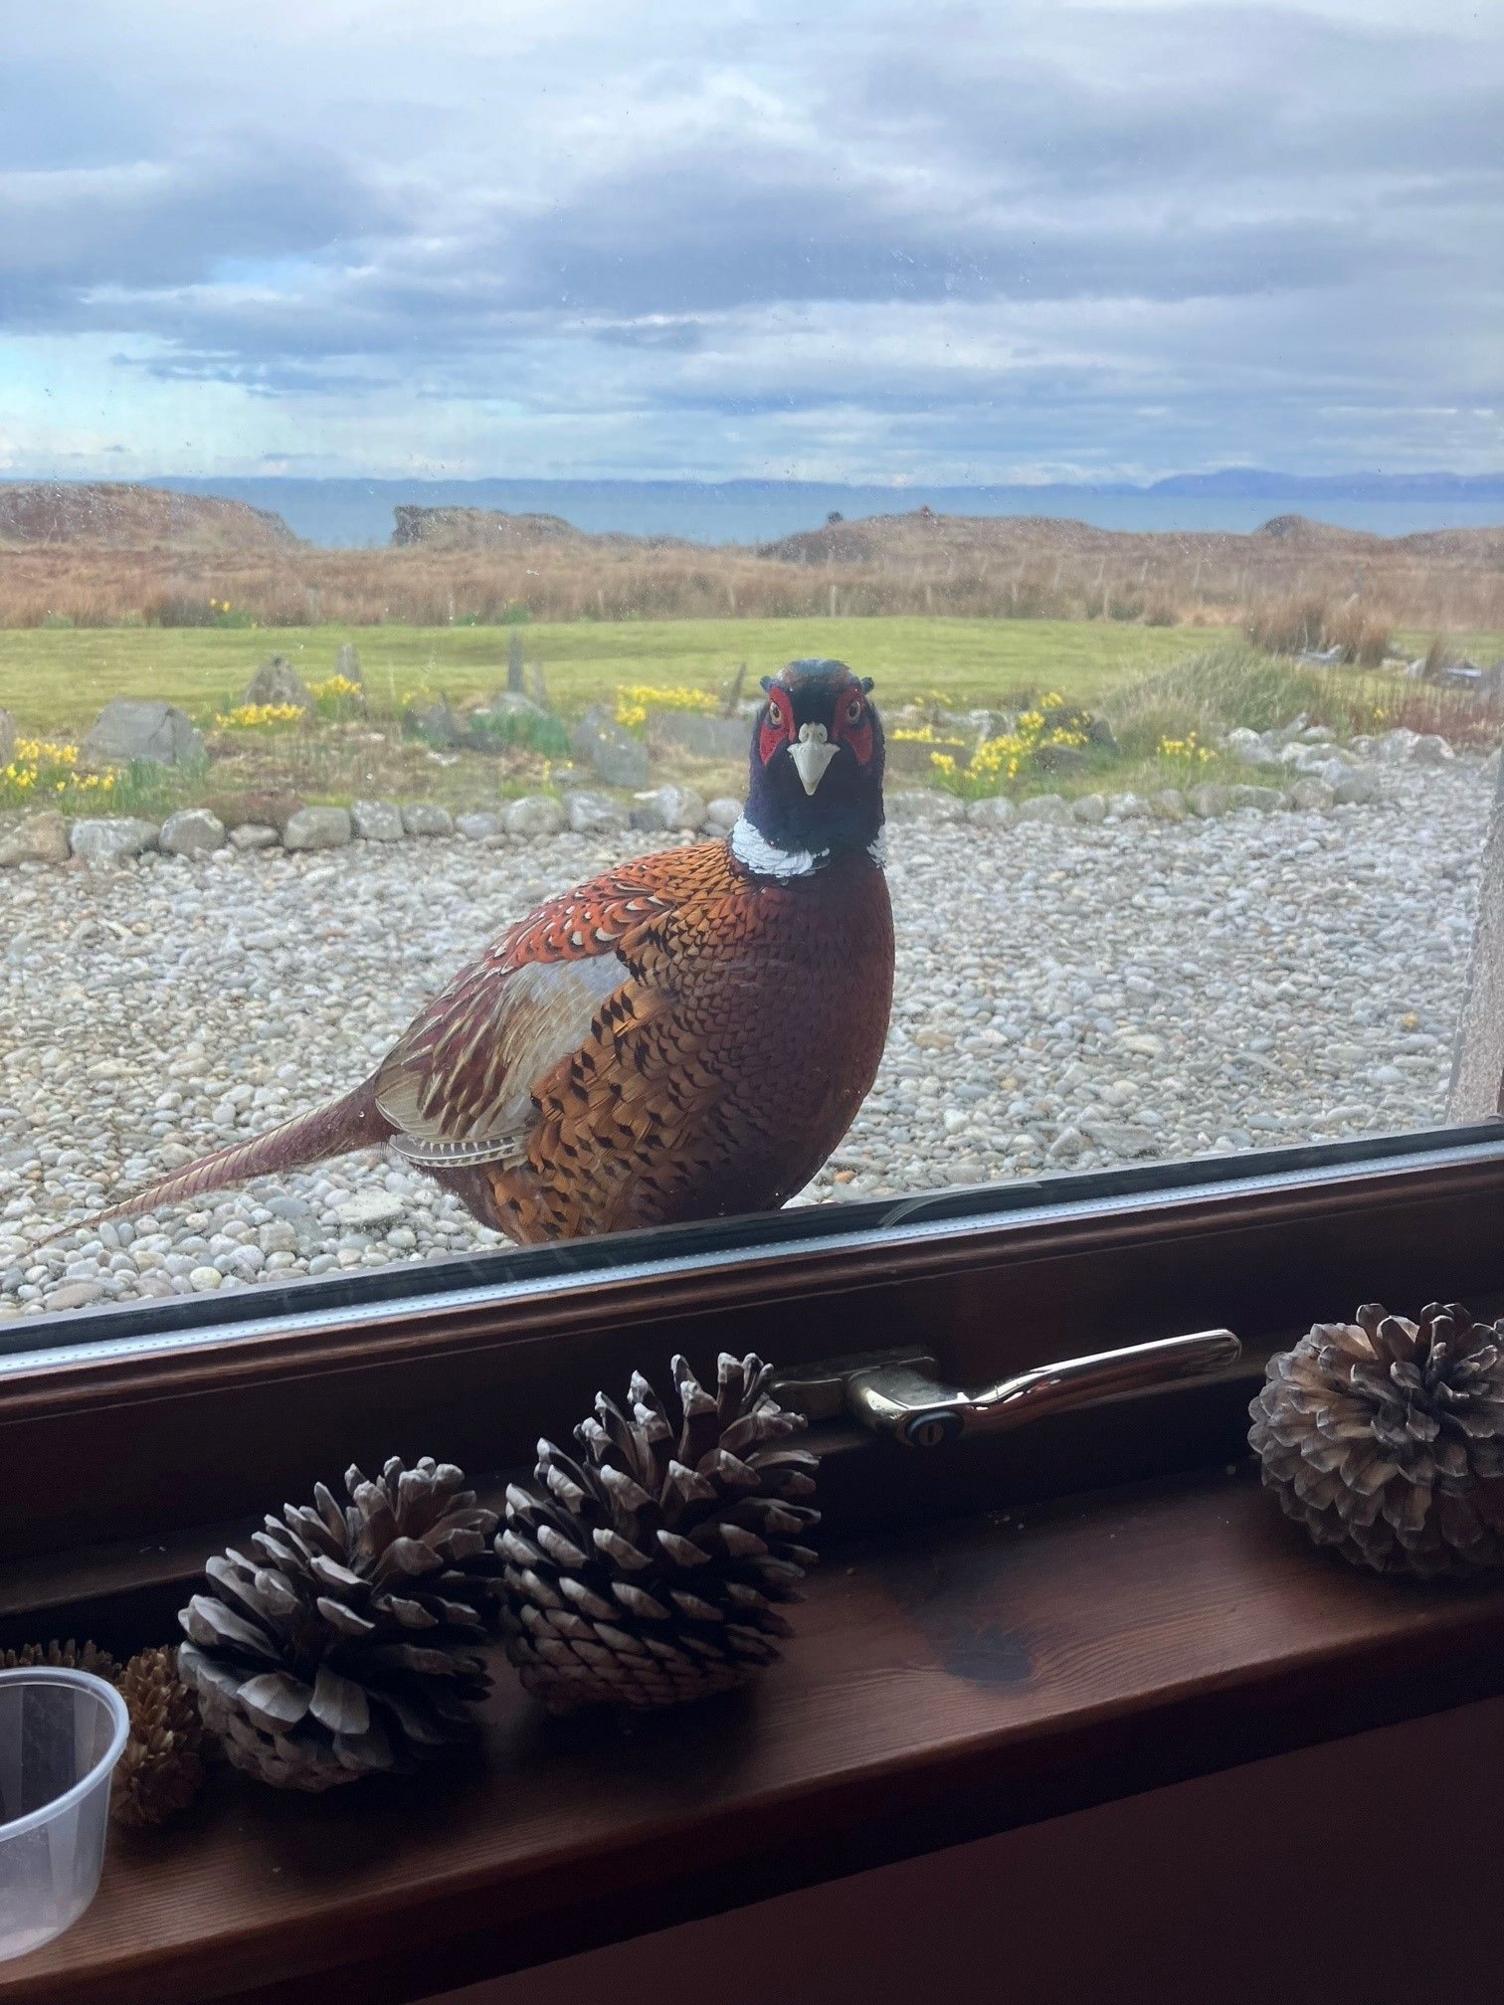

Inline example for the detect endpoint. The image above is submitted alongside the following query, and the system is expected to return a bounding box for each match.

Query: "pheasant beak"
[789,722,839,795]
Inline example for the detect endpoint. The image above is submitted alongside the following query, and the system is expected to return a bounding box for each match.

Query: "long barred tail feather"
[79,1083,391,1232]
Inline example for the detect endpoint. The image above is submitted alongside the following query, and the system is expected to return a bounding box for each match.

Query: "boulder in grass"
[1014,793,1072,826]
[334,643,364,688]
[0,709,13,766]
[229,824,280,851]
[81,700,203,769]
[704,797,742,835]
[966,795,1015,829]
[244,654,311,711]
[571,707,649,790]
[631,785,707,834]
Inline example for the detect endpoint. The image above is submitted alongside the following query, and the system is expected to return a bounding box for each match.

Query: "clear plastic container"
[0,1668,130,1962]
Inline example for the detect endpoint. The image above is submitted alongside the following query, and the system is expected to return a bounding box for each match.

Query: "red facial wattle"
[832,687,875,766]
[759,694,794,765]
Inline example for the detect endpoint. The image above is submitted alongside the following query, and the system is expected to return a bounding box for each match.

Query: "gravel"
[0,761,1487,1322]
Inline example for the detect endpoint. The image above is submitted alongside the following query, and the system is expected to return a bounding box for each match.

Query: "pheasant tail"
[90,1084,389,1226]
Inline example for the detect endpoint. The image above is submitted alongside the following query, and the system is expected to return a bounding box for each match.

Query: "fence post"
[1447,752,1504,1122]
[507,629,524,693]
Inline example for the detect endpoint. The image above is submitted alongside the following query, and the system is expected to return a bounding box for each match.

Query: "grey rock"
[1014,794,1071,825]
[1289,777,1336,811]
[70,817,160,864]
[564,789,629,834]
[229,823,280,851]
[1225,784,1282,814]
[0,812,70,867]
[704,797,742,834]
[400,803,455,838]
[1332,769,1384,806]
[244,654,311,710]
[1409,733,1456,766]
[502,794,567,838]
[1225,727,1280,768]
[1031,743,1089,777]
[632,784,707,833]
[1108,793,1150,821]
[571,706,649,789]
[1482,748,1502,786]
[45,1280,108,1311]
[1071,793,1108,825]
[1376,728,1421,763]
[1079,1117,1159,1156]
[966,795,1015,828]
[351,800,404,842]
[886,790,966,823]
[1151,790,1187,821]
[282,806,352,851]
[1300,725,1336,744]
[159,808,227,857]
[335,1192,405,1230]
[1187,784,1231,818]
[456,811,503,841]
[647,711,748,761]
[81,700,203,769]
[404,699,464,749]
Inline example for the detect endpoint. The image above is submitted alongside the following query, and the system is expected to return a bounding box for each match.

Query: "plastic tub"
[0,1668,130,1961]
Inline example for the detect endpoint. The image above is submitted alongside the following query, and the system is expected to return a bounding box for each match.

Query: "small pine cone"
[0,1639,121,1682]
[178,1457,502,1791]
[501,1353,820,1712]
[112,1646,206,1830]
[1249,1301,1504,1576]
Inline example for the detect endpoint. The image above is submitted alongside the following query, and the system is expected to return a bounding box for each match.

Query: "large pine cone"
[1249,1301,1504,1575]
[179,1457,501,1791]
[501,1353,819,1711]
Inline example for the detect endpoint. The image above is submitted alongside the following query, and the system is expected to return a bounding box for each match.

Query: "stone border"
[0,729,1486,869]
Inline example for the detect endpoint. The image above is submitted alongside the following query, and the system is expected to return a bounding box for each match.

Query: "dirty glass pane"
[2,1,1501,1329]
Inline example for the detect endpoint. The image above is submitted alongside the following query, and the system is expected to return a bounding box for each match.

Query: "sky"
[1,0,1501,485]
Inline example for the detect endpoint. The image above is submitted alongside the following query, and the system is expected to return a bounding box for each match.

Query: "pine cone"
[1249,1301,1504,1576]
[112,1647,206,1829]
[0,1639,121,1681]
[178,1457,502,1791]
[501,1353,820,1712]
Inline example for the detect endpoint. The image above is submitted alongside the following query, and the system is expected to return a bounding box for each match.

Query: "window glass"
[2,1,1501,1332]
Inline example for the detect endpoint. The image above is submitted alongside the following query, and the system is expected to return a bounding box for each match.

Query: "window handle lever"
[845,1329,1241,1449]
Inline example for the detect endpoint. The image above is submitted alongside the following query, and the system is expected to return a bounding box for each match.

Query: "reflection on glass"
[0,1,1500,1323]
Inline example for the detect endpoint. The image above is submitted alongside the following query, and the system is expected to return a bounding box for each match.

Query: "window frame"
[4,1119,1503,1569]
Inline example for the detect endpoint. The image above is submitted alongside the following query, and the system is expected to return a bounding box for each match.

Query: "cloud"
[0,0,1500,479]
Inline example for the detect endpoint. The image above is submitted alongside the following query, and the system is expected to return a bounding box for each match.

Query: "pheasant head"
[735,659,886,876]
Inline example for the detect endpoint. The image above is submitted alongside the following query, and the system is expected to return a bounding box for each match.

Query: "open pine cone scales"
[179,1457,502,1790]
[501,1353,820,1711]
[1249,1301,1504,1575]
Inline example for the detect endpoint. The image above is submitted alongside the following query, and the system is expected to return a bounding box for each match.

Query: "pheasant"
[84,659,894,1244]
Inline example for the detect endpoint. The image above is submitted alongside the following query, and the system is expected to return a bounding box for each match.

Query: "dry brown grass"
[1,505,1501,636]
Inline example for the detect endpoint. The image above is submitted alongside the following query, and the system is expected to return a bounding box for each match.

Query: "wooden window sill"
[8,1464,1504,2005]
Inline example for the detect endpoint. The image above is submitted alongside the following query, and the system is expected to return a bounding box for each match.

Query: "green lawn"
[0,617,1224,739]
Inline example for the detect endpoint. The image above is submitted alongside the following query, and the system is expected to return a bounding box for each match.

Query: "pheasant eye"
[768,700,784,729]
[845,696,863,723]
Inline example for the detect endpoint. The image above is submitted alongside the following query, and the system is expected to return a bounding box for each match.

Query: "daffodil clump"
[1,738,120,809]
[213,702,305,732]
[309,673,364,719]
[889,724,944,744]
[931,692,1094,800]
[209,597,255,628]
[614,685,720,731]
[1155,730,1217,779]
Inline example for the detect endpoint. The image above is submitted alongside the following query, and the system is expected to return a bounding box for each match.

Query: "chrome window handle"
[845,1329,1242,1449]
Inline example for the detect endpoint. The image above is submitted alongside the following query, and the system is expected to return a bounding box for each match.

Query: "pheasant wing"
[372,876,669,1169]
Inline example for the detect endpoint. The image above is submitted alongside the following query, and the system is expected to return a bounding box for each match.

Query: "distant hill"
[0,483,299,552]
[391,504,691,553]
